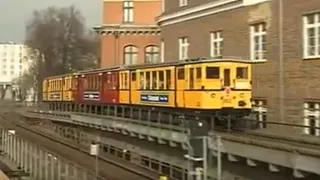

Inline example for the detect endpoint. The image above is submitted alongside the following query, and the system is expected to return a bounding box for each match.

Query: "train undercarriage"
[44,101,258,134]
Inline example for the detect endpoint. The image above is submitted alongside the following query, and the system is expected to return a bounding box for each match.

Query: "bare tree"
[24,5,100,101]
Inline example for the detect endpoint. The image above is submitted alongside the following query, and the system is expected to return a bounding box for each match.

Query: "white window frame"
[179,0,188,7]
[303,102,320,136]
[303,13,320,59]
[179,37,189,60]
[124,45,138,65]
[252,99,267,129]
[161,41,165,62]
[145,45,160,64]
[161,0,165,13]
[123,1,134,23]
[210,31,223,57]
[250,23,267,61]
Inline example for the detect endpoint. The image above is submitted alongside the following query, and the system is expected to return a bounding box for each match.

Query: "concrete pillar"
[73,166,78,180]
[57,159,61,180]
[82,170,88,180]
[65,163,69,179]
[39,148,43,179]
[45,153,49,180]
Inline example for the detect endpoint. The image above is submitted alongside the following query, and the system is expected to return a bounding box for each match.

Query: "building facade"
[0,42,29,85]
[157,0,320,135]
[95,0,162,68]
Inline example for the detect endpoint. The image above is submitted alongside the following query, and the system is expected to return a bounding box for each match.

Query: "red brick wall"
[159,0,320,125]
[103,0,162,25]
[101,34,161,68]
[100,0,162,68]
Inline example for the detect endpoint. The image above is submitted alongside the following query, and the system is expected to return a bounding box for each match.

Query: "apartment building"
[157,0,320,135]
[94,0,162,68]
[0,42,29,85]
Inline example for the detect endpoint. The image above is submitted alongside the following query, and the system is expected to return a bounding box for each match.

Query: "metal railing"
[0,128,102,180]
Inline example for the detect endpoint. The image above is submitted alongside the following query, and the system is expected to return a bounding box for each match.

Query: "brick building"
[94,0,162,68]
[157,0,320,135]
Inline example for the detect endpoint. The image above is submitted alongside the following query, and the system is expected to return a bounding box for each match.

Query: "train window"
[177,68,184,80]
[140,72,144,89]
[131,72,136,81]
[196,67,201,79]
[152,71,157,89]
[206,67,220,79]
[124,73,128,89]
[236,67,248,79]
[166,70,171,89]
[146,72,150,89]
[97,76,101,89]
[159,71,164,89]
[84,78,88,89]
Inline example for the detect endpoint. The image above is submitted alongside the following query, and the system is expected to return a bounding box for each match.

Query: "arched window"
[145,45,160,63]
[124,45,138,65]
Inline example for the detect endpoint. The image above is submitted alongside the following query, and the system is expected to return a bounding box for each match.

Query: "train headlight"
[211,93,216,98]
[239,93,244,98]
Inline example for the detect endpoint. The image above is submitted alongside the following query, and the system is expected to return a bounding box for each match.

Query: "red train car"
[75,68,119,105]
[101,70,119,104]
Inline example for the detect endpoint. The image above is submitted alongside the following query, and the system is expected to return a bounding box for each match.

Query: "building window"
[179,37,189,60]
[145,45,160,64]
[124,45,138,65]
[123,1,134,23]
[1,71,6,75]
[303,13,320,58]
[250,23,266,61]
[179,0,188,7]
[304,102,320,136]
[210,31,223,57]
[252,99,267,129]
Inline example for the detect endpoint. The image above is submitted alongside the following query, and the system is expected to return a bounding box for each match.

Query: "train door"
[189,68,194,89]
[223,68,231,87]
[72,76,78,102]
[175,66,185,107]
[130,71,137,104]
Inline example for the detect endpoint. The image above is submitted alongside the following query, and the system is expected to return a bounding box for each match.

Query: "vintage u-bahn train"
[42,58,252,127]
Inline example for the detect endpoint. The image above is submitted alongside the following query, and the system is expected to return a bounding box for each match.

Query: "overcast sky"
[0,0,102,43]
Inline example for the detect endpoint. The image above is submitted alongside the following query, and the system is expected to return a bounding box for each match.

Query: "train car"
[45,73,74,103]
[118,58,251,113]
[47,77,63,102]
[77,67,120,104]
[42,79,48,102]
[43,58,253,128]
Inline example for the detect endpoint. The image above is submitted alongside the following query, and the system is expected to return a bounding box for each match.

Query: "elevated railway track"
[1,100,320,179]
[16,106,320,179]
[0,110,159,180]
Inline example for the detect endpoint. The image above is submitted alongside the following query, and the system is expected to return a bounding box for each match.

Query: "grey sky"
[0,0,102,43]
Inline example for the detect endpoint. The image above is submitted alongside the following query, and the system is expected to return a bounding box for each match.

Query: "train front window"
[206,67,219,79]
[236,67,248,79]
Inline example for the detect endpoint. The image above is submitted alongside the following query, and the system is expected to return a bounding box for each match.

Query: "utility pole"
[90,134,100,180]
[216,136,222,180]
[278,0,284,122]
[185,118,208,180]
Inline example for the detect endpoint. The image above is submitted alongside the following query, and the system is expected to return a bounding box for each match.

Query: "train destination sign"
[140,94,169,103]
